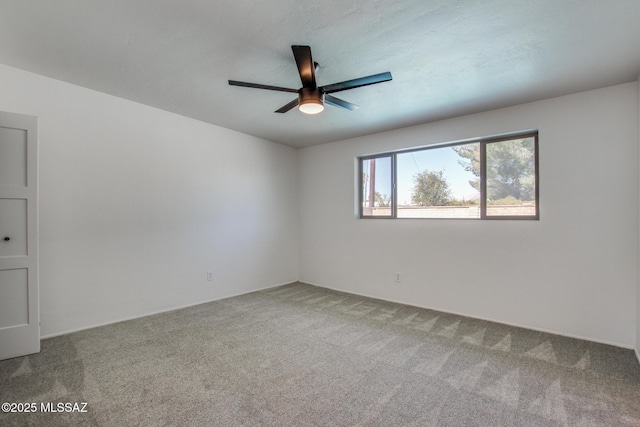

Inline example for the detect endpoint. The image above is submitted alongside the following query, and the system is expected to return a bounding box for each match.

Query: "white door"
[0,111,39,360]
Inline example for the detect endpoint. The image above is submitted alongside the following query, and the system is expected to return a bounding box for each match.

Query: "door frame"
[0,111,39,360]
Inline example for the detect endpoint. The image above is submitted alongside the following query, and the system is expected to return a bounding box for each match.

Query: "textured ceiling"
[0,1,639,148]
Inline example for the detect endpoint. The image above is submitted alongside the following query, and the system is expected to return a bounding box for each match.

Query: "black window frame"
[358,131,539,220]
[358,153,395,219]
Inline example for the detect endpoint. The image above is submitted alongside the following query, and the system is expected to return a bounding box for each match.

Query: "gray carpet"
[1,282,639,426]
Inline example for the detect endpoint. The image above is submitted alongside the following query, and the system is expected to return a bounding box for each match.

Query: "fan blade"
[275,98,299,113]
[321,72,392,94]
[325,94,359,111]
[228,80,298,93]
[292,45,316,88]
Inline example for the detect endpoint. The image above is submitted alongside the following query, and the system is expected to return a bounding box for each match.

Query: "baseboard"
[40,280,295,339]
[301,280,635,351]
[635,347,640,364]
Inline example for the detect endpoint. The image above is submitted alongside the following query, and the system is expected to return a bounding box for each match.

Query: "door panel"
[0,126,27,187]
[0,199,28,257]
[0,269,28,328]
[0,111,38,361]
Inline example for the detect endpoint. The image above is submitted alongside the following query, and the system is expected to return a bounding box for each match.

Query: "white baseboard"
[301,280,635,351]
[40,280,295,339]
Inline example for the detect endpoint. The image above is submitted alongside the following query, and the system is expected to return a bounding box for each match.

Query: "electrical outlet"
[395,272,401,282]
[207,272,213,281]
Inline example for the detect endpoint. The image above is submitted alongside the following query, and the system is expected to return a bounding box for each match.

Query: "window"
[359,131,538,219]
[359,155,393,218]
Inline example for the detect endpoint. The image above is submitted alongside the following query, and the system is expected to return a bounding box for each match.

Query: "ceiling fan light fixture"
[228,45,392,114]
[298,87,324,115]
[299,100,324,115]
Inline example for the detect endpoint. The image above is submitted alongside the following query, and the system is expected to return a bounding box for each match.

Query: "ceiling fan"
[228,45,392,115]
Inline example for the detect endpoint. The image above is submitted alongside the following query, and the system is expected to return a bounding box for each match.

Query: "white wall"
[0,64,298,337]
[299,82,639,348]
[1,62,636,350]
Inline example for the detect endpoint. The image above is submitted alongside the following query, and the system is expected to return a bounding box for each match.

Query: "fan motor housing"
[299,87,324,104]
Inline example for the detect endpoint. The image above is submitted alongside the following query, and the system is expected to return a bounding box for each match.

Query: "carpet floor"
[1,282,639,426]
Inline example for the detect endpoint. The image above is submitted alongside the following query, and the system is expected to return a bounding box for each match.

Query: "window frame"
[358,153,395,219]
[358,131,539,220]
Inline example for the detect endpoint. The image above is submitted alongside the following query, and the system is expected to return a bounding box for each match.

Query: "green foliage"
[486,138,536,201]
[451,144,481,192]
[448,198,479,206]
[412,170,451,206]
[452,138,535,202]
[488,195,524,205]
[374,191,390,207]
